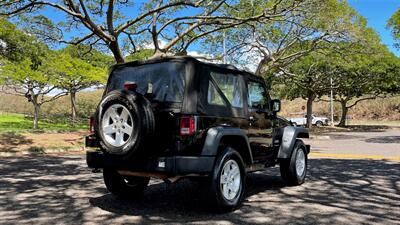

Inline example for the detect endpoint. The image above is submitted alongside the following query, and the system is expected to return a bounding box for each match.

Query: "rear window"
[107,62,185,103]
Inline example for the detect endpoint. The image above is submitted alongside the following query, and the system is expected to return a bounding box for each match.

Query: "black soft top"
[110,56,262,81]
[108,56,267,116]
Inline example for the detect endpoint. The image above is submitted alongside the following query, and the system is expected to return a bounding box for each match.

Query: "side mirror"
[271,99,281,113]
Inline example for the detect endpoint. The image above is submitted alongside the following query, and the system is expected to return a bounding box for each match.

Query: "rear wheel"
[103,168,150,198]
[101,104,134,148]
[316,121,323,127]
[206,147,246,212]
[280,140,308,185]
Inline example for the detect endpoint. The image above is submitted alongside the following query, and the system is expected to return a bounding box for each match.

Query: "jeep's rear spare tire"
[96,90,155,157]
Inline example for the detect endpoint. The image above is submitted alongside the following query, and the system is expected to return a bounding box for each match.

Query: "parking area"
[307,127,400,160]
[0,129,399,225]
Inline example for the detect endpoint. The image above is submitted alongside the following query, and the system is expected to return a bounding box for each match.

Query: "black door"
[246,80,274,162]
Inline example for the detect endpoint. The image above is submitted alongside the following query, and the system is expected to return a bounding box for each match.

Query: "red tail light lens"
[180,116,195,135]
[123,82,137,91]
[89,117,95,134]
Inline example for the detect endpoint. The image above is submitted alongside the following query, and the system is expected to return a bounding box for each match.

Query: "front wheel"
[280,140,308,186]
[206,147,246,212]
[316,121,323,127]
[103,168,150,198]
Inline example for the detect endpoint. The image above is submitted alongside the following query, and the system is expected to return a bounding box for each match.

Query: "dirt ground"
[0,131,88,154]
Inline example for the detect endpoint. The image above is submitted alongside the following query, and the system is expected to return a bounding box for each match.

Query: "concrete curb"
[309,135,330,140]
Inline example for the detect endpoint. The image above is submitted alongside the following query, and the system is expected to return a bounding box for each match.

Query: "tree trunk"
[306,93,315,129]
[338,100,348,127]
[109,40,125,63]
[33,102,40,130]
[70,91,77,123]
[255,58,267,76]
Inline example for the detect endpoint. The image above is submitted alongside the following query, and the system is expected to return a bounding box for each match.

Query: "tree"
[0,18,64,129]
[202,0,368,75]
[44,51,106,122]
[329,47,400,126]
[0,58,67,129]
[387,8,400,48]
[0,0,295,63]
[276,52,331,128]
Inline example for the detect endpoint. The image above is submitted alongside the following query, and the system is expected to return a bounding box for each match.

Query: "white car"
[288,114,329,127]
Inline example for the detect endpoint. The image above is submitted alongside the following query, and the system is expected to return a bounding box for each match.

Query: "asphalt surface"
[0,130,399,225]
[307,128,400,159]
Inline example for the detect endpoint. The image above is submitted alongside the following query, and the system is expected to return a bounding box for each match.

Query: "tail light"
[89,116,95,134]
[180,116,196,135]
[124,82,137,91]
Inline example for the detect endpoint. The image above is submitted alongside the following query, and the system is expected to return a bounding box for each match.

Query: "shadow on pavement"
[0,132,33,152]
[365,136,400,144]
[0,156,399,224]
[312,125,393,134]
[328,134,366,140]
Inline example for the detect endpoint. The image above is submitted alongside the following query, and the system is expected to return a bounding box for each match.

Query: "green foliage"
[387,8,400,48]
[0,18,48,64]
[328,44,400,101]
[1,58,55,92]
[125,49,154,62]
[44,51,107,92]
[0,113,87,132]
[274,51,331,100]
[62,45,114,68]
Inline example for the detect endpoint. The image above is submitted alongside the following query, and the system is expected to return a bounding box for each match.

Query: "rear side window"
[108,62,185,103]
[248,81,268,109]
[207,81,226,106]
[207,72,244,108]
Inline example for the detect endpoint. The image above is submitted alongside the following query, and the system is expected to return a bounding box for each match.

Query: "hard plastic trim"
[277,126,309,158]
[201,126,253,163]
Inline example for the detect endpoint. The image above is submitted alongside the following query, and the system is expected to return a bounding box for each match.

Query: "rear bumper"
[305,145,311,154]
[85,134,100,148]
[86,151,215,176]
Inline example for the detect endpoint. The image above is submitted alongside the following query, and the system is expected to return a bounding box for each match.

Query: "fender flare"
[278,126,309,159]
[201,126,253,164]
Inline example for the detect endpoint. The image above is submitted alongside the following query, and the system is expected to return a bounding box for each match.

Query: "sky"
[348,0,400,56]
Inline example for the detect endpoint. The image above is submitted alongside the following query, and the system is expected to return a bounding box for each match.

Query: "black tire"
[280,140,308,186]
[206,147,246,212]
[103,168,150,198]
[316,121,323,127]
[95,90,155,157]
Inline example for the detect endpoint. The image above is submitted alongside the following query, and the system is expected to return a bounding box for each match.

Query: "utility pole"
[330,76,334,126]
[223,32,227,64]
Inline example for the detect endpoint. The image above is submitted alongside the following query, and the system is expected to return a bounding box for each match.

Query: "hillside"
[280,96,400,121]
[0,90,103,120]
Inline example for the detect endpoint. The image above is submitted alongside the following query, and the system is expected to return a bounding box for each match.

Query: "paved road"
[0,154,399,225]
[307,128,400,160]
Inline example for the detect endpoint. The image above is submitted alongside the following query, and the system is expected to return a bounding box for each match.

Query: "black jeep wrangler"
[86,56,310,211]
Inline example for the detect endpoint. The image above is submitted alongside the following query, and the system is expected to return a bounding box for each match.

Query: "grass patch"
[0,113,88,133]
